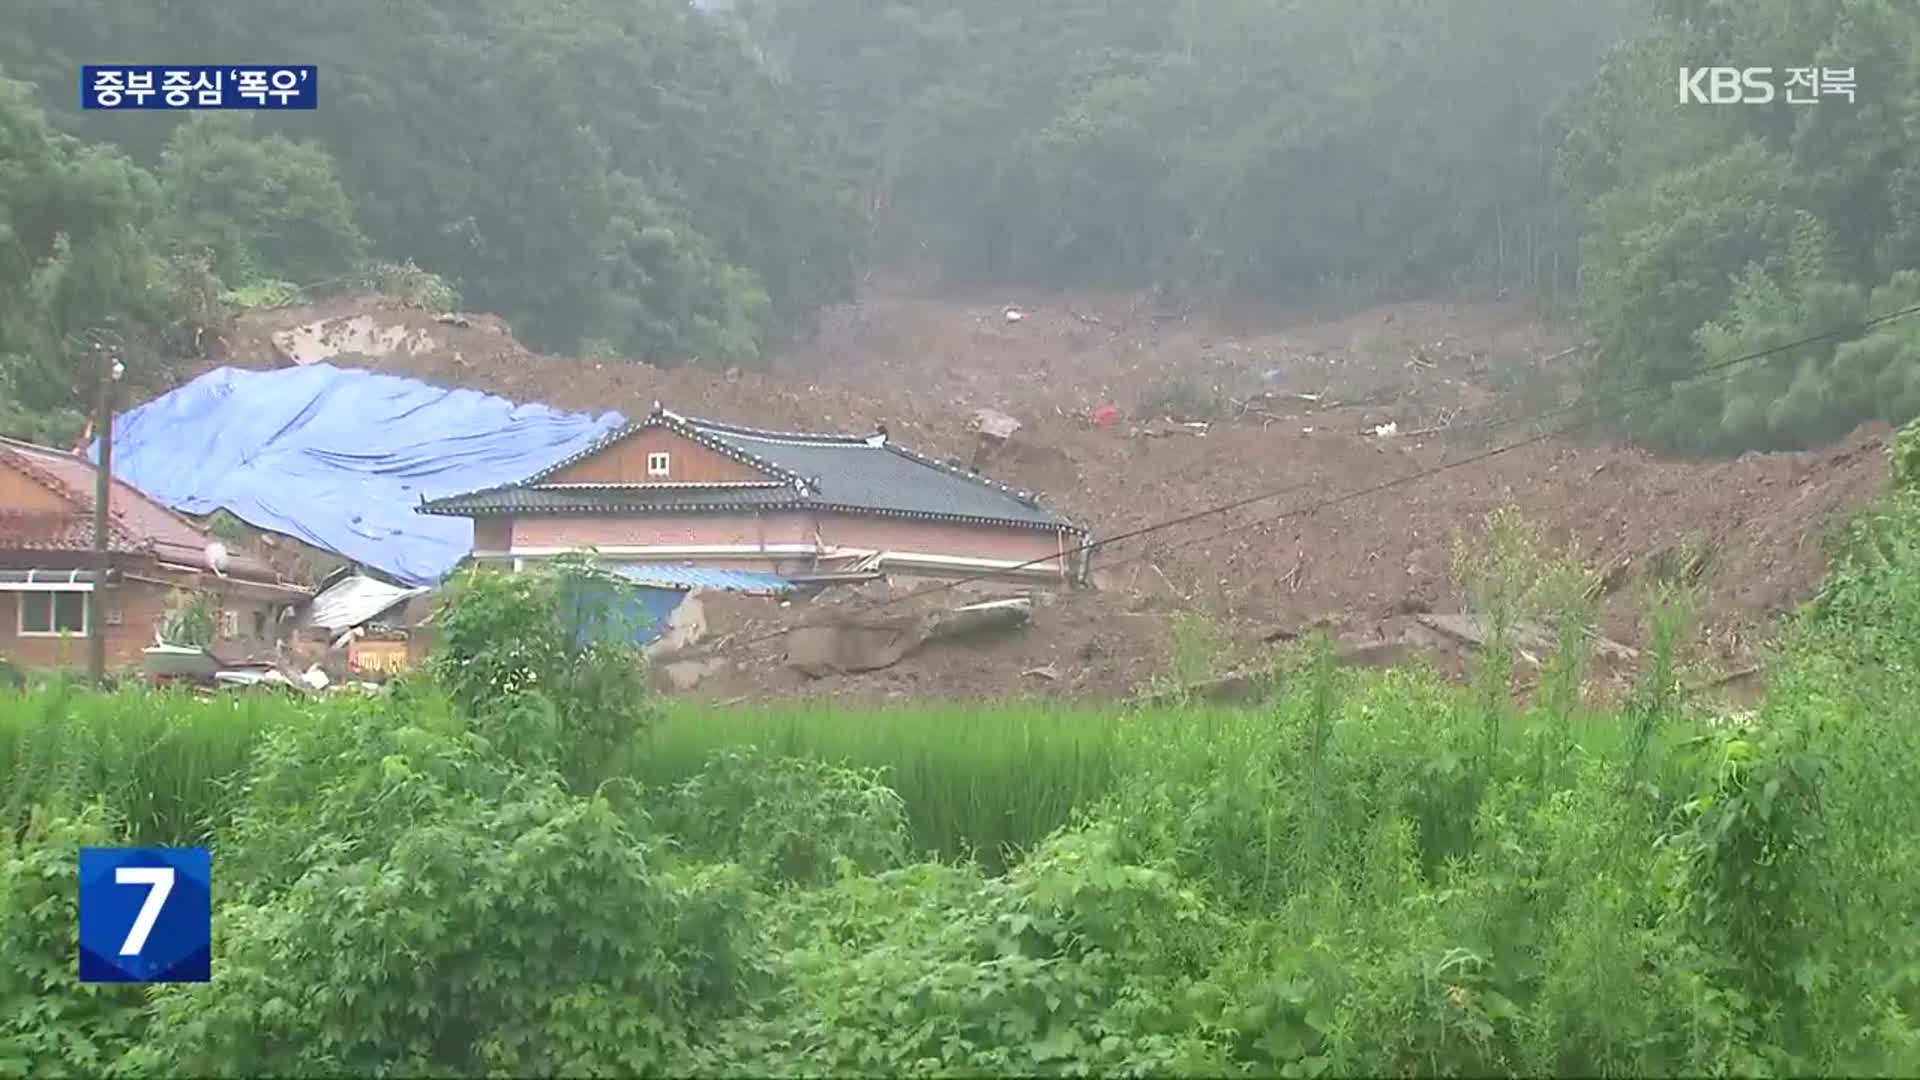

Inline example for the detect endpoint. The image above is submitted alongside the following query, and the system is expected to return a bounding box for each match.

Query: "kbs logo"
[1679,66,1856,105]
[1680,67,1775,104]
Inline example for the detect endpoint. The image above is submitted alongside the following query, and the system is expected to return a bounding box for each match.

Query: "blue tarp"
[559,581,682,648]
[98,365,627,586]
[592,567,790,649]
[628,588,685,646]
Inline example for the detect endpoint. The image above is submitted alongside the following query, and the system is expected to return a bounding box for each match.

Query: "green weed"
[8,460,1920,1075]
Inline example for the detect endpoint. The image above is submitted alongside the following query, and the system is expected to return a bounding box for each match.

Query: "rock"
[969,407,1022,441]
[660,658,727,692]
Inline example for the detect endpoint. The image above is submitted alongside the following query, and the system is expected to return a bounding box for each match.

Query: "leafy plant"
[155,113,368,289]
[656,746,909,885]
[158,591,218,649]
[7,425,1920,1080]
[0,805,149,1074]
[430,554,657,790]
[1893,414,1920,493]
[215,279,298,309]
[360,260,459,313]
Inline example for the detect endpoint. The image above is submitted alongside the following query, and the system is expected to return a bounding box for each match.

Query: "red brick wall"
[473,519,512,553]
[548,429,764,485]
[500,509,1069,576]
[0,580,173,671]
[0,567,292,674]
[509,512,817,551]
[814,513,1066,569]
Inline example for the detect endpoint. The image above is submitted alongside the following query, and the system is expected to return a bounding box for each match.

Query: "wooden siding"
[546,428,766,485]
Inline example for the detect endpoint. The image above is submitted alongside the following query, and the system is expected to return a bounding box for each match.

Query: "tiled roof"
[425,487,804,514]
[421,407,1085,533]
[0,437,282,582]
[0,509,143,553]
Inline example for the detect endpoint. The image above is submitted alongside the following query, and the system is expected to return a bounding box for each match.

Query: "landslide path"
[215,282,1893,703]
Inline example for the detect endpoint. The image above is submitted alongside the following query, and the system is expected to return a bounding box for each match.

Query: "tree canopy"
[0,0,859,375]
[4,0,1920,453]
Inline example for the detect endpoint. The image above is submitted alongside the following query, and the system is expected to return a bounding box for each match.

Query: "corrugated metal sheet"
[304,574,430,631]
[608,564,792,594]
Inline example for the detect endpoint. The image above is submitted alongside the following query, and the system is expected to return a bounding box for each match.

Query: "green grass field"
[6,484,1920,1075]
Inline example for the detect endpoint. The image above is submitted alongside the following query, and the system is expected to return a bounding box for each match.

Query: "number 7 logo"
[115,866,175,956]
[78,847,211,983]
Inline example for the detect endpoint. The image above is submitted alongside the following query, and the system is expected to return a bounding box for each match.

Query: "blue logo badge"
[78,847,211,983]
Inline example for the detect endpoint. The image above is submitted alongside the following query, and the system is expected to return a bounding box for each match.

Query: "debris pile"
[183,286,1898,704]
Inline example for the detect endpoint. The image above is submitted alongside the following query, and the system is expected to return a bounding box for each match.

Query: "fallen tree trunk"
[1414,612,1639,664]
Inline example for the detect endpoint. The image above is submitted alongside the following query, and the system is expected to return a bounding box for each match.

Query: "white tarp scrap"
[304,574,430,632]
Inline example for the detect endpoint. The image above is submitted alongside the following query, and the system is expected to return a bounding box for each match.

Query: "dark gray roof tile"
[420,408,1084,533]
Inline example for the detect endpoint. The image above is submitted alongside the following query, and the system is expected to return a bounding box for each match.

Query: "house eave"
[419,496,1084,534]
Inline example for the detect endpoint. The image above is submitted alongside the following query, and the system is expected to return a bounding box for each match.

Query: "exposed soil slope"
[206,283,1891,702]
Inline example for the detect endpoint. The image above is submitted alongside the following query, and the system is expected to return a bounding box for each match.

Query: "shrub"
[361,260,459,313]
[1893,415,1920,493]
[430,554,656,789]
[6,489,1920,1074]
[158,591,217,648]
[656,746,909,885]
[0,805,149,1075]
[129,704,720,1078]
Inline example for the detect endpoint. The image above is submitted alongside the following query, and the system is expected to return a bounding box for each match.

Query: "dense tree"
[735,0,1638,306]
[155,114,366,288]
[1559,0,1920,452]
[7,0,1920,453]
[0,0,862,365]
[0,77,178,443]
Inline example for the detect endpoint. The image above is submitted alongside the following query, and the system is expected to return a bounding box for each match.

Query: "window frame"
[646,451,671,477]
[17,589,90,637]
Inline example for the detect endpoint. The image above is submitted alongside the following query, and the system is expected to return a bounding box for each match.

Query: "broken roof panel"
[607,564,793,594]
[303,573,432,632]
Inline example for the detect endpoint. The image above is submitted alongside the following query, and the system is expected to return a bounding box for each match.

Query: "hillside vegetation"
[6,435,1920,1075]
[6,1,1920,454]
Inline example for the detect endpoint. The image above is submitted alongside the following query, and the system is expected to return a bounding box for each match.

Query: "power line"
[702,302,1920,655]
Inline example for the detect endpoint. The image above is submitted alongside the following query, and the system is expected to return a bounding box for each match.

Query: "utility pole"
[88,344,122,688]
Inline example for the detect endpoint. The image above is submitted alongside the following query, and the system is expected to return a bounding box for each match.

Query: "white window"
[646,452,671,477]
[18,591,88,636]
[220,609,241,639]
